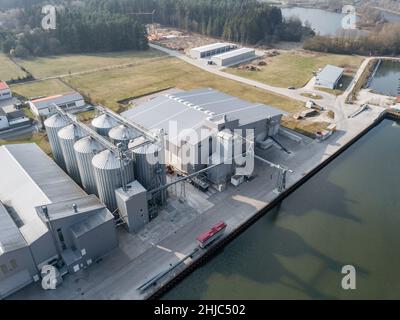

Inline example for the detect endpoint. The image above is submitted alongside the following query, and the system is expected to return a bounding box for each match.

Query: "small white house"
[29,92,85,117]
[0,82,12,101]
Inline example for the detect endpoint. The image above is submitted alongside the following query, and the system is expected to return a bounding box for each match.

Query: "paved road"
[149,43,337,107]
[149,44,390,133]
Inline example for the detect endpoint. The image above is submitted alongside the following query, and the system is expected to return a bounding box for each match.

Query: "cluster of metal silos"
[91,114,118,136]
[45,112,167,214]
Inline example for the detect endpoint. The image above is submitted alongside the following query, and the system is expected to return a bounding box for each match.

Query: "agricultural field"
[11,79,72,99]
[0,53,26,81]
[65,56,304,113]
[15,49,167,79]
[226,51,364,89]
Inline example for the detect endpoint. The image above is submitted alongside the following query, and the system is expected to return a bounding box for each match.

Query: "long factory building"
[0,87,284,298]
[0,143,118,299]
[122,88,284,176]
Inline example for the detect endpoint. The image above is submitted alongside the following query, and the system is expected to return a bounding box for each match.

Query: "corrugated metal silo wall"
[74,140,104,196]
[93,160,135,212]
[59,131,84,185]
[133,145,166,204]
[45,122,67,170]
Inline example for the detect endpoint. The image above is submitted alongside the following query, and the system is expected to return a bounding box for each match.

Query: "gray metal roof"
[70,209,114,238]
[0,202,27,256]
[122,88,284,144]
[0,144,86,245]
[36,195,107,222]
[6,110,26,121]
[30,92,83,111]
[316,65,344,83]
[191,43,235,53]
[212,47,255,60]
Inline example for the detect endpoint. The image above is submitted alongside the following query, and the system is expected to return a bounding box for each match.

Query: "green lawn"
[16,49,167,79]
[11,79,73,99]
[0,53,26,81]
[65,56,304,114]
[226,52,364,89]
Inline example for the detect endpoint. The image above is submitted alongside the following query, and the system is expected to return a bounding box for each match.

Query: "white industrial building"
[189,42,237,59]
[211,48,256,67]
[0,143,118,299]
[29,92,85,117]
[122,88,284,176]
[0,81,12,101]
[315,65,344,89]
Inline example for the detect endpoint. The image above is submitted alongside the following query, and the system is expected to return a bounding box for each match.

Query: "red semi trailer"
[196,221,227,248]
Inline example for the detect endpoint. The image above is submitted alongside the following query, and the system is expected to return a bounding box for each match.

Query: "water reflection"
[163,120,400,299]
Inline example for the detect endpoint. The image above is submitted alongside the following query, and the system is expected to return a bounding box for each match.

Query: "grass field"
[16,49,167,79]
[0,132,51,156]
[11,79,73,99]
[226,52,364,89]
[65,56,304,113]
[0,53,26,81]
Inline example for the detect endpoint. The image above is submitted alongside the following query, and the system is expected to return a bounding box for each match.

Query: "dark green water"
[164,119,400,299]
[370,60,400,97]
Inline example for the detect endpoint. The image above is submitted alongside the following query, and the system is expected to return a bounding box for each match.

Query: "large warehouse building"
[211,48,256,67]
[315,65,344,89]
[189,43,237,59]
[122,88,284,175]
[0,143,118,299]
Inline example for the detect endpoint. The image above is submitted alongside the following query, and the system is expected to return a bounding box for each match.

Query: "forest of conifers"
[0,0,312,57]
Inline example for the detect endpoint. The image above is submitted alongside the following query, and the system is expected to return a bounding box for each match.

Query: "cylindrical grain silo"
[91,114,118,136]
[130,140,167,205]
[44,114,70,170]
[74,136,104,196]
[92,149,134,212]
[108,124,138,145]
[58,124,85,184]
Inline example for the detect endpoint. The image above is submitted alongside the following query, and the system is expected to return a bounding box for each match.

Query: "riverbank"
[153,106,387,299]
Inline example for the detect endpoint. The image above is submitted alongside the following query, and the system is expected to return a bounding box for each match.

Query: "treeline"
[0,0,313,58]
[86,0,314,44]
[0,2,148,57]
[304,23,400,55]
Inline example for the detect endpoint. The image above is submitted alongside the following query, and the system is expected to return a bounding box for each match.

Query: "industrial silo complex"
[0,144,118,299]
[2,87,287,299]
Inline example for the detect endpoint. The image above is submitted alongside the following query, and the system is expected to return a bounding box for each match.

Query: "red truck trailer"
[196,221,227,248]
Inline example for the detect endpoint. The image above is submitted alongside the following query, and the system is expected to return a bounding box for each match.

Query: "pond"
[281,7,345,36]
[369,60,400,97]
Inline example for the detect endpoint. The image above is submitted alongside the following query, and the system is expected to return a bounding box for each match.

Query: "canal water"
[381,10,400,23]
[369,60,400,97]
[281,7,345,36]
[164,119,400,299]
